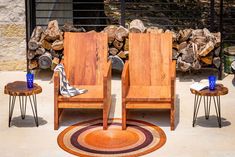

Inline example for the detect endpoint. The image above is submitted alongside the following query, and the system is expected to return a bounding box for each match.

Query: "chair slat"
[64,32,107,85]
[129,33,151,85]
[129,33,172,86]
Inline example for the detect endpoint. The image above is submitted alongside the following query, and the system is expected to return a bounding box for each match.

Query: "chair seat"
[58,85,103,102]
[126,86,171,102]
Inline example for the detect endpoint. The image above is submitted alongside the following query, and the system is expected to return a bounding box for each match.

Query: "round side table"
[4,81,42,127]
[190,84,228,128]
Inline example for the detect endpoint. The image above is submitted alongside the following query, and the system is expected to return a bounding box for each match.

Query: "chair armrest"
[171,60,176,80]
[122,61,130,98]
[103,60,112,99]
[54,71,60,96]
[104,60,112,79]
[171,60,176,100]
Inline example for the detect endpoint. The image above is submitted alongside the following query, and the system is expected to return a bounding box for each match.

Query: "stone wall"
[0,0,26,71]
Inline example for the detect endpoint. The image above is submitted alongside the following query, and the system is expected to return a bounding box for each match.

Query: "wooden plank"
[150,33,172,86]
[58,85,103,102]
[121,61,130,130]
[150,33,161,86]
[129,33,172,86]
[171,61,176,131]
[129,33,151,85]
[122,97,127,130]
[96,33,108,85]
[63,32,107,85]
[58,102,103,109]
[126,102,171,109]
[164,33,173,86]
[103,60,112,130]
[78,33,96,85]
[121,61,130,98]
[54,71,60,130]
[103,61,112,102]
[171,60,176,79]
[126,86,171,101]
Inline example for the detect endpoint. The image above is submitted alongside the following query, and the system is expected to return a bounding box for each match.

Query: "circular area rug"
[57,119,166,157]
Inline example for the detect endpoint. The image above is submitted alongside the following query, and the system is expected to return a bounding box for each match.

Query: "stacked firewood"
[173,28,221,71]
[103,19,148,71]
[103,25,129,71]
[28,20,85,70]
[28,19,221,72]
[28,20,63,70]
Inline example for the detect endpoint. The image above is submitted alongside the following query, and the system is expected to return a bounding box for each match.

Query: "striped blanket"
[54,64,87,97]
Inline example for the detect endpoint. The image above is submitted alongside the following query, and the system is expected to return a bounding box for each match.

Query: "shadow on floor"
[112,70,121,80]
[175,94,180,129]
[34,69,53,81]
[60,109,102,127]
[194,115,231,128]
[177,69,217,82]
[126,94,180,129]
[232,75,235,86]
[109,94,117,119]
[59,94,117,128]
[177,69,231,82]
[58,92,180,130]
[11,115,47,127]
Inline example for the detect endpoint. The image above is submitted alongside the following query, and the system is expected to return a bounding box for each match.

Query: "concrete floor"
[0,70,235,157]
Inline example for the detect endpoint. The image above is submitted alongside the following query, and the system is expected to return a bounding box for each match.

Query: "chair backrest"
[63,32,108,85]
[129,33,172,86]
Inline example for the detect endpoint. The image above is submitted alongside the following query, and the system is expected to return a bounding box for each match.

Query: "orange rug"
[57,119,166,157]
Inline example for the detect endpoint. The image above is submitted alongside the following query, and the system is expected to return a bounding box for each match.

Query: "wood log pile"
[28,20,85,70]
[103,19,221,72]
[173,28,221,71]
[103,19,147,71]
[103,25,129,71]
[28,19,221,72]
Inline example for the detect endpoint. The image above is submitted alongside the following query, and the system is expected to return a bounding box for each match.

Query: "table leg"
[29,95,39,127]
[8,96,16,127]
[193,94,202,127]
[19,96,27,119]
[204,96,211,120]
[213,96,222,128]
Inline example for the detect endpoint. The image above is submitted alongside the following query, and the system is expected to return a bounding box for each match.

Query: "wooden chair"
[122,33,176,130]
[54,32,112,130]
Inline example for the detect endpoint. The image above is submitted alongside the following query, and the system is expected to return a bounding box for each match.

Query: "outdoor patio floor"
[0,70,235,157]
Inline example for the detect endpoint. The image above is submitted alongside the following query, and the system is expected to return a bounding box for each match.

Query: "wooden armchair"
[54,32,112,130]
[122,33,176,130]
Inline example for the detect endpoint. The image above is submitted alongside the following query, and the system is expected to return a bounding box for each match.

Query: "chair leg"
[122,101,127,130]
[55,108,63,130]
[103,109,108,130]
[170,108,175,131]
[54,101,59,130]
[103,97,111,130]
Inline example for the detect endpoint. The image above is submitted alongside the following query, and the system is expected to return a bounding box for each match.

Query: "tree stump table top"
[4,81,42,96]
[190,84,228,96]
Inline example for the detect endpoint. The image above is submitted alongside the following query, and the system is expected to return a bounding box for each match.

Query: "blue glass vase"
[208,75,216,91]
[26,72,34,89]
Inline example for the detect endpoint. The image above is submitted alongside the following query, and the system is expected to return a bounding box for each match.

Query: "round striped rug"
[57,119,166,157]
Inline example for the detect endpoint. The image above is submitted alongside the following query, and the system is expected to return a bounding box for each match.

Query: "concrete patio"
[0,70,235,157]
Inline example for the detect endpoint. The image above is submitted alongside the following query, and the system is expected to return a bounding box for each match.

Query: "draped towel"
[54,64,87,97]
